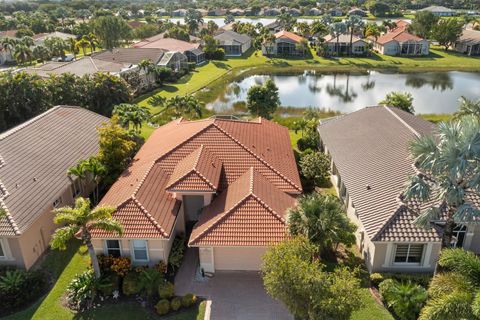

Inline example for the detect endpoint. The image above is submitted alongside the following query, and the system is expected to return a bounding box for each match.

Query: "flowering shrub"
[155,261,167,274]
[110,257,131,277]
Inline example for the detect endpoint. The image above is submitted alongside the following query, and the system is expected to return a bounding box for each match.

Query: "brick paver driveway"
[175,249,293,320]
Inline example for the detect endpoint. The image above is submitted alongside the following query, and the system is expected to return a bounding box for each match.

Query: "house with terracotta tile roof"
[0,106,107,270]
[369,21,429,56]
[318,106,480,273]
[262,30,307,57]
[91,117,302,272]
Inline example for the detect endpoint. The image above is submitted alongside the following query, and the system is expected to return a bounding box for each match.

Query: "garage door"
[214,247,267,271]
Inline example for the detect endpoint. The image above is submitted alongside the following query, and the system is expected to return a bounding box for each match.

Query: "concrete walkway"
[175,249,293,320]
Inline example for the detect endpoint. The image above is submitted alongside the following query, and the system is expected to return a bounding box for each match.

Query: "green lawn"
[1,245,205,320]
[351,289,394,320]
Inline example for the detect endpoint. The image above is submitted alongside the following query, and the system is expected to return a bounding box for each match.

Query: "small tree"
[50,197,122,278]
[287,193,356,255]
[262,236,363,320]
[379,91,415,113]
[246,78,280,119]
[409,11,439,39]
[432,19,463,51]
[299,151,330,186]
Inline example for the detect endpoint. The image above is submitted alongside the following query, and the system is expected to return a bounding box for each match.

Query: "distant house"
[262,30,307,57]
[263,8,281,16]
[133,36,205,64]
[324,34,368,55]
[24,48,185,82]
[264,21,283,33]
[318,106,480,273]
[229,8,245,16]
[308,8,322,16]
[348,8,367,17]
[288,8,302,16]
[32,31,76,46]
[156,8,168,16]
[0,106,106,270]
[419,5,456,16]
[207,8,227,16]
[196,9,208,16]
[454,29,480,56]
[329,8,344,17]
[214,30,252,56]
[369,21,429,56]
[172,9,187,17]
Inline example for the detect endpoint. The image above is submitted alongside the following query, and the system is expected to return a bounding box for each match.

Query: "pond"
[205,71,480,115]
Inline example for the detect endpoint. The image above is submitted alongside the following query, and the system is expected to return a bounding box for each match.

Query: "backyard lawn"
[1,244,205,320]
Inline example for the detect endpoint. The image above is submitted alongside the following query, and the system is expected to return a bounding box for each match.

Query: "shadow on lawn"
[1,242,83,320]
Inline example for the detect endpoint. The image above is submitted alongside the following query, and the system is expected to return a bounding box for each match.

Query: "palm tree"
[329,22,347,56]
[87,33,99,52]
[50,197,122,278]
[163,95,202,120]
[32,45,51,63]
[276,12,296,31]
[1,37,17,57]
[263,32,276,58]
[310,20,329,38]
[113,103,151,133]
[13,44,32,64]
[19,36,34,48]
[419,249,480,320]
[346,15,364,56]
[382,20,397,31]
[364,23,381,41]
[295,22,311,38]
[83,157,105,205]
[286,193,356,256]
[403,116,480,248]
[453,96,480,120]
[76,37,90,57]
[184,9,204,34]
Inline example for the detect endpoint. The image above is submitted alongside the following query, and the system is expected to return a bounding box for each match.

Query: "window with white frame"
[451,224,467,248]
[132,240,148,262]
[394,244,424,264]
[53,197,62,208]
[105,240,121,257]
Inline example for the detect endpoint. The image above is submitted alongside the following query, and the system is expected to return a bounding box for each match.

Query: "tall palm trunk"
[84,232,101,278]
[349,29,354,56]
[336,37,340,56]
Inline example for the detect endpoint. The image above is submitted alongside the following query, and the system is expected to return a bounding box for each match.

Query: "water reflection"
[405,73,454,91]
[206,71,480,114]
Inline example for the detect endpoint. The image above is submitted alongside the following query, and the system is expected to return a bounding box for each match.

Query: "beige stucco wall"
[93,238,168,266]
[0,179,95,270]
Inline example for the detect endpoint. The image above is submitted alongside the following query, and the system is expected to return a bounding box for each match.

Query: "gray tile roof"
[0,106,107,236]
[318,106,440,242]
[91,48,166,65]
[456,29,480,45]
[214,30,252,45]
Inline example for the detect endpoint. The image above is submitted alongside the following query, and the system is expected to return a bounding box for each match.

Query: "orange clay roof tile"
[189,168,296,246]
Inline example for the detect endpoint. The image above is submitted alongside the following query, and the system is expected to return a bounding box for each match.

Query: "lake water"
[206,71,480,114]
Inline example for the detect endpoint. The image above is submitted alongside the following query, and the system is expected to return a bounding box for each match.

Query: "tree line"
[0,71,131,132]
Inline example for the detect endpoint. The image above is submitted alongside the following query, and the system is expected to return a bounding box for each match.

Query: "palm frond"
[90,206,116,220]
[453,204,480,225]
[404,175,431,202]
[53,211,79,225]
[89,218,123,236]
[50,226,79,250]
[412,207,442,229]
[419,290,474,320]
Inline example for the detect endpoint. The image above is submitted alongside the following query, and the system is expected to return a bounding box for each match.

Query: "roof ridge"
[250,193,287,223]
[213,123,303,193]
[131,197,168,237]
[383,106,420,138]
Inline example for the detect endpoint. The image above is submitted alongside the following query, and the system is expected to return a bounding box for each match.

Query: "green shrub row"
[155,293,197,316]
